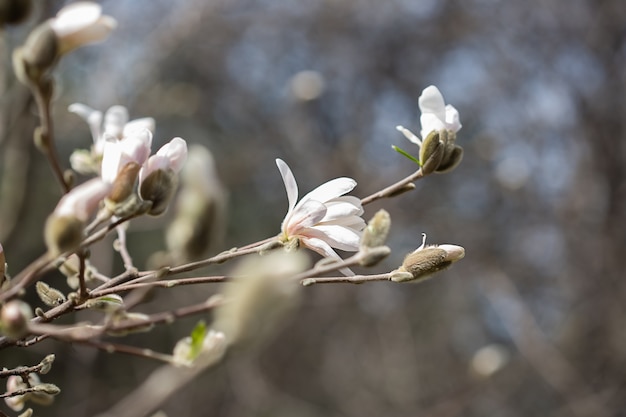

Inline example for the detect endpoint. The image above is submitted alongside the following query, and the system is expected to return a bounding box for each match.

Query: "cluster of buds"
[4,373,59,412]
[44,101,188,254]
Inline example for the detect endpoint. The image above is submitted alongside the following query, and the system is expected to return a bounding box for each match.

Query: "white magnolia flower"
[100,129,153,184]
[69,103,155,156]
[397,85,461,146]
[139,137,188,185]
[418,85,462,140]
[54,178,112,222]
[50,2,117,55]
[276,159,365,265]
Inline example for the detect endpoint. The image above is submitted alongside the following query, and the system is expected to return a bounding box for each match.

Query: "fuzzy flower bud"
[391,234,465,282]
[139,137,188,216]
[212,251,309,347]
[45,178,111,255]
[166,145,226,262]
[0,300,33,340]
[360,209,391,249]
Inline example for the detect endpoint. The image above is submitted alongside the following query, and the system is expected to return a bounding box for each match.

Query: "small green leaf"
[391,145,420,165]
[189,320,207,359]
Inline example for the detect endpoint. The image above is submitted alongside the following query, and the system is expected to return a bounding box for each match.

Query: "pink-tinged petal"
[156,137,187,173]
[284,200,327,235]
[276,159,299,212]
[55,178,112,221]
[138,154,168,185]
[307,225,362,251]
[418,85,446,121]
[299,177,356,206]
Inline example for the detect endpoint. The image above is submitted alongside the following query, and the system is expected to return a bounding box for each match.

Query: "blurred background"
[1,0,626,416]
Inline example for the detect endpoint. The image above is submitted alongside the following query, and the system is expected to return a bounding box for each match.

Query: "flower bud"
[49,2,116,56]
[391,235,465,282]
[38,354,56,375]
[212,251,308,347]
[35,281,66,307]
[12,26,57,85]
[139,137,188,216]
[0,300,33,339]
[138,168,177,216]
[165,145,226,262]
[360,209,391,249]
[44,215,84,255]
[419,130,444,175]
[106,161,141,204]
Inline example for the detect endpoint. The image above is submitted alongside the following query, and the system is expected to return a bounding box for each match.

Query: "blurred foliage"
[1,0,625,416]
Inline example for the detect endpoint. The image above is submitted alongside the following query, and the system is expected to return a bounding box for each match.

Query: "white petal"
[69,103,103,146]
[307,225,362,251]
[55,178,112,221]
[420,113,446,139]
[124,117,155,137]
[418,85,446,121]
[444,104,462,132]
[276,159,298,212]
[299,177,356,206]
[100,136,122,183]
[284,199,327,235]
[104,105,129,138]
[322,197,363,221]
[50,2,102,37]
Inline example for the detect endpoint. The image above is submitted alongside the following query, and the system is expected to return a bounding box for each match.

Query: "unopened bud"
[434,129,463,174]
[419,130,444,175]
[360,209,391,249]
[13,24,58,84]
[0,300,33,339]
[107,161,141,204]
[84,294,124,312]
[212,251,308,347]
[107,312,153,336]
[139,168,177,216]
[44,214,84,255]
[35,281,66,306]
[391,235,464,282]
[38,354,55,375]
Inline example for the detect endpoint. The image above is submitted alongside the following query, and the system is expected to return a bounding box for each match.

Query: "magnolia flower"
[276,159,365,266]
[138,137,188,215]
[49,2,116,56]
[396,85,463,173]
[397,85,461,146]
[69,104,155,174]
[100,129,153,185]
[53,178,112,222]
[139,137,188,185]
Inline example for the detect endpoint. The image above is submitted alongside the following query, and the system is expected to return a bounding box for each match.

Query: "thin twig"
[361,168,424,205]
